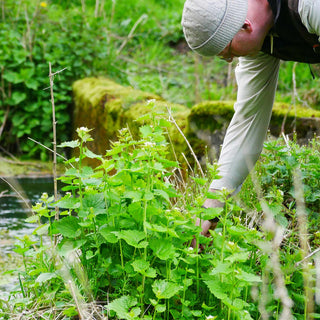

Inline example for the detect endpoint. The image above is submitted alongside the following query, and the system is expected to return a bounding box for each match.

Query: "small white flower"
[79,126,89,132]
[188,247,194,252]
[206,315,216,319]
[144,141,155,147]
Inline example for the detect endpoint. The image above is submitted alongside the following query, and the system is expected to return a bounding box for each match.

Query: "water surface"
[0,177,58,298]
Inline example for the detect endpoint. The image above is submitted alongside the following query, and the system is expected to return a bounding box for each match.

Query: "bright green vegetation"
[1,0,320,160]
[1,0,320,319]
[1,110,320,319]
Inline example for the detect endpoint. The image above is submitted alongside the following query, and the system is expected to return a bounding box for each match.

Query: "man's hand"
[191,190,224,251]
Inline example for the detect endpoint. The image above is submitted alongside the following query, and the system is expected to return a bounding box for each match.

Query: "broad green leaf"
[35,272,58,284]
[25,215,40,223]
[190,310,203,317]
[238,309,254,320]
[204,279,228,300]
[83,193,105,210]
[209,261,232,276]
[99,226,118,243]
[83,147,102,159]
[143,191,154,201]
[159,118,171,128]
[8,92,27,105]
[139,125,152,137]
[3,71,20,83]
[152,280,182,299]
[225,251,249,264]
[149,238,176,260]
[235,269,262,283]
[107,295,140,320]
[131,259,157,278]
[191,176,208,186]
[145,222,167,233]
[145,267,157,278]
[152,162,164,171]
[155,304,166,313]
[19,68,34,80]
[25,78,39,90]
[64,168,79,176]
[131,259,149,273]
[124,191,142,202]
[55,196,80,209]
[53,216,80,238]
[231,298,250,310]
[86,250,96,260]
[79,166,94,178]
[113,230,147,248]
[33,223,49,236]
[58,239,86,257]
[128,202,143,222]
[200,207,223,221]
[58,140,80,148]
[154,189,170,202]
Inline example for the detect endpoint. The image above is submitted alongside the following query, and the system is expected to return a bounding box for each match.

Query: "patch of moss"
[187,101,234,132]
[0,157,63,177]
[72,77,320,169]
[72,78,191,165]
[273,102,320,118]
[72,77,161,112]
[271,102,320,138]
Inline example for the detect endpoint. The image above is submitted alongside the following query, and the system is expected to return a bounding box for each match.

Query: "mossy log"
[72,77,320,167]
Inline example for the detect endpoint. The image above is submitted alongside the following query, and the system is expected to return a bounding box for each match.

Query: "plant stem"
[49,63,59,220]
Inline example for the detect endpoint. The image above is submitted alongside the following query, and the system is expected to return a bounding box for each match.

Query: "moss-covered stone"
[271,102,320,141]
[72,77,320,168]
[0,157,63,177]
[186,101,234,162]
[72,77,190,165]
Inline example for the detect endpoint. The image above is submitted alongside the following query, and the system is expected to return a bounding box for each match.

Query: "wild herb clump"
[2,114,320,319]
[2,113,264,320]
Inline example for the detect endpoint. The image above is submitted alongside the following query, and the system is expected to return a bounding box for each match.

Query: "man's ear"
[242,19,253,32]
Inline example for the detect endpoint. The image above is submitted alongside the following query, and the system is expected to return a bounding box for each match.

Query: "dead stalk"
[48,64,67,220]
[117,14,148,54]
[294,169,314,318]
[167,107,205,178]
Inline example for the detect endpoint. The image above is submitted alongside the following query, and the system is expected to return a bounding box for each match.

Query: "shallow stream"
[0,177,58,298]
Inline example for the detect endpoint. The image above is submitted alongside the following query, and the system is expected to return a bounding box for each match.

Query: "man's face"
[217,20,264,62]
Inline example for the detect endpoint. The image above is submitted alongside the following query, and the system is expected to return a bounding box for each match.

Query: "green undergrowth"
[3,0,320,161]
[1,111,320,319]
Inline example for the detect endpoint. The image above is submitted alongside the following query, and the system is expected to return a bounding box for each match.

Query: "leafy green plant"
[2,110,271,319]
[239,136,320,319]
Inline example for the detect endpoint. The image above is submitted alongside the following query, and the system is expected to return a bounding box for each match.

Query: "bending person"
[182,0,320,235]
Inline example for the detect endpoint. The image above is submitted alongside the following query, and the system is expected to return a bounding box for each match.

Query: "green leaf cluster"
[4,113,267,319]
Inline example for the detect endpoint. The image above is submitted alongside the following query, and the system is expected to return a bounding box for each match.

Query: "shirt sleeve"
[210,52,280,192]
[299,0,320,38]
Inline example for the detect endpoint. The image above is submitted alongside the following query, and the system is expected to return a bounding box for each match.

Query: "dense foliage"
[1,109,320,319]
[1,0,320,318]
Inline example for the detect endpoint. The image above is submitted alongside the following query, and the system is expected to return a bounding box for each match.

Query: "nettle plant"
[7,113,265,320]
